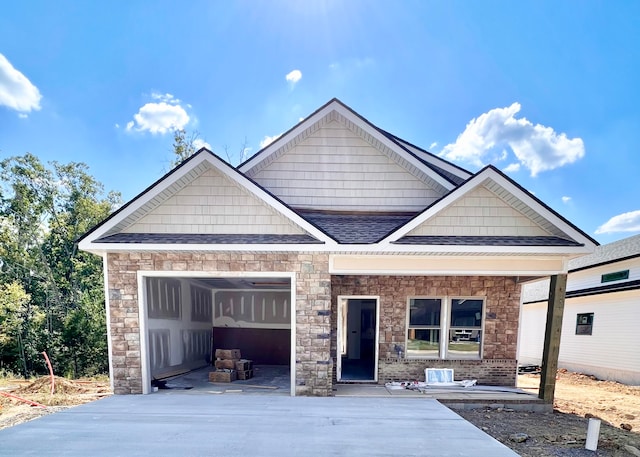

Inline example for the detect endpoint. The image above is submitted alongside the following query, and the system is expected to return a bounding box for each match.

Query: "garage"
[138,273,294,394]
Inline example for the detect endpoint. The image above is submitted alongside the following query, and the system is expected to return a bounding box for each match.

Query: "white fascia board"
[239,100,455,191]
[81,241,594,256]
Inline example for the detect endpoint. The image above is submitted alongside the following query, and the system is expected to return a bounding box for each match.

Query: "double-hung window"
[407,297,484,359]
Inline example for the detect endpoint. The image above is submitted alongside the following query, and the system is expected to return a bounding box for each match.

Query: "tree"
[171,129,201,167]
[170,129,249,167]
[0,153,120,377]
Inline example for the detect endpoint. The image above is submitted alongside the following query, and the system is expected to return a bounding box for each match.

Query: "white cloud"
[260,134,281,149]
[192,138,211,150]
[441,103,585,176]
[151,92,180,103]
[595,210,640,234]
[285,69,302,85]
[561,196,571,203]
[126,96,190,134]
[503,163,521,173]
[0,53,42,113]
[429,142,438,150]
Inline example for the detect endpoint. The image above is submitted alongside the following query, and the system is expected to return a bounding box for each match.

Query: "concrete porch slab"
[334,383,551,412]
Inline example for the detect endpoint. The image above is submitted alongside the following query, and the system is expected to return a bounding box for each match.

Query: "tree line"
[0,130,206,378]
[0,153,121,378]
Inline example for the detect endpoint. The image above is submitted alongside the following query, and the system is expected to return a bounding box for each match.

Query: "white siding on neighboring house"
[249,120,444,212]
[519,290,640,385]
[518,301,547,366]
[122,168,306,235]
[558,291,640,384]
[566,258,640,291]
[409,185,551,237]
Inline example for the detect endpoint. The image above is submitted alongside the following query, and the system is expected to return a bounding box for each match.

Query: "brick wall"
[331,275,521,386]
[378,359,518,385]
[106,252,332,396]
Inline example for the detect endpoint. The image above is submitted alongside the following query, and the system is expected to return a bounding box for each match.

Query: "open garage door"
[140,275,293,393]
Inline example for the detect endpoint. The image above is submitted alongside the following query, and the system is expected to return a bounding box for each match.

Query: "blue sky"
[1,0,639,244]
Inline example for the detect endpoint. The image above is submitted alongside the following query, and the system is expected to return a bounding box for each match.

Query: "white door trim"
[336,295,380,382]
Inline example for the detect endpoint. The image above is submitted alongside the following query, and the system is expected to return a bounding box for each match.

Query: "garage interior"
[143,276,292,392]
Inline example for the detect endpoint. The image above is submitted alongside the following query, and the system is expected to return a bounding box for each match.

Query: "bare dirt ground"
[0,375,111,430]
[1,371,639,456]
[458,370,640,456]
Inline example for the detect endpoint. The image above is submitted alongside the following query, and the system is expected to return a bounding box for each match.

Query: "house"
[78,98,597,396]
[519,234,640,385]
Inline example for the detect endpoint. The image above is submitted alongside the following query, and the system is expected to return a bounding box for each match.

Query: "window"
[576,313,594,335]
[407,298,441,357]
[601,270,629,283]
[448,299,483,359]
[406,297,484,359]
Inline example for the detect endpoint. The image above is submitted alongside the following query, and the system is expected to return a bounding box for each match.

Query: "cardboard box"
[209,370,237,383]
[235,359,253,371]
[215,349,242,360]
[237,369,253,380]
[215,359,236,370]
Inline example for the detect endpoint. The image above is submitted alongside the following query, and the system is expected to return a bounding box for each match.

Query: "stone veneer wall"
[106,252,332,396]
[331,275,521,386]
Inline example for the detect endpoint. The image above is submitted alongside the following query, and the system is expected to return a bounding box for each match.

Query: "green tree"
[171,128,201,167]
[0,153,120,377]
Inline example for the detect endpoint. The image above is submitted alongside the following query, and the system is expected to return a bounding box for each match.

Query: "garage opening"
[141,275,293,394]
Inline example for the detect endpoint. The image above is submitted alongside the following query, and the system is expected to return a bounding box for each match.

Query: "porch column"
[539,273,567,402]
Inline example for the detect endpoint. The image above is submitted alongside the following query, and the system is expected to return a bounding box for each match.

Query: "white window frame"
[406,296,485,360]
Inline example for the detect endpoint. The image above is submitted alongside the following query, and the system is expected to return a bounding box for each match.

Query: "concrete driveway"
[0,394,518,456]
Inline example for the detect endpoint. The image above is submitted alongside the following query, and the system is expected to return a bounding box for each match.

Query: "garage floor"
[157,365,291,395]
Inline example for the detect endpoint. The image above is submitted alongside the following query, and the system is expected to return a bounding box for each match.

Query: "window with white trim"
[407,297,484,359]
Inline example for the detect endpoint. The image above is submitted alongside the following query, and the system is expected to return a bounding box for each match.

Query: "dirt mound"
[13,376,91,396]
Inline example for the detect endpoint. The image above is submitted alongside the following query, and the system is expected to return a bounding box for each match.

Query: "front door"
[337,296,379,382]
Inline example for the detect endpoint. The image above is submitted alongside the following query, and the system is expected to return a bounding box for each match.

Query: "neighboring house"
[519,234,640,385]
[78,98,597,396]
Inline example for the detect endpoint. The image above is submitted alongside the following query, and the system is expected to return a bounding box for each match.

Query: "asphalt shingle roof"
[393,236,583,247]
[568,233,640,270]
[94,233,323,244]
[299,212,416,243]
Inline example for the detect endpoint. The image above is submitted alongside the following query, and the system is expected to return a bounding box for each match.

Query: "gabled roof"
[77,149,337,251]
[79,99,598,259]
[238,98,465,192]
[381,165,599,250]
